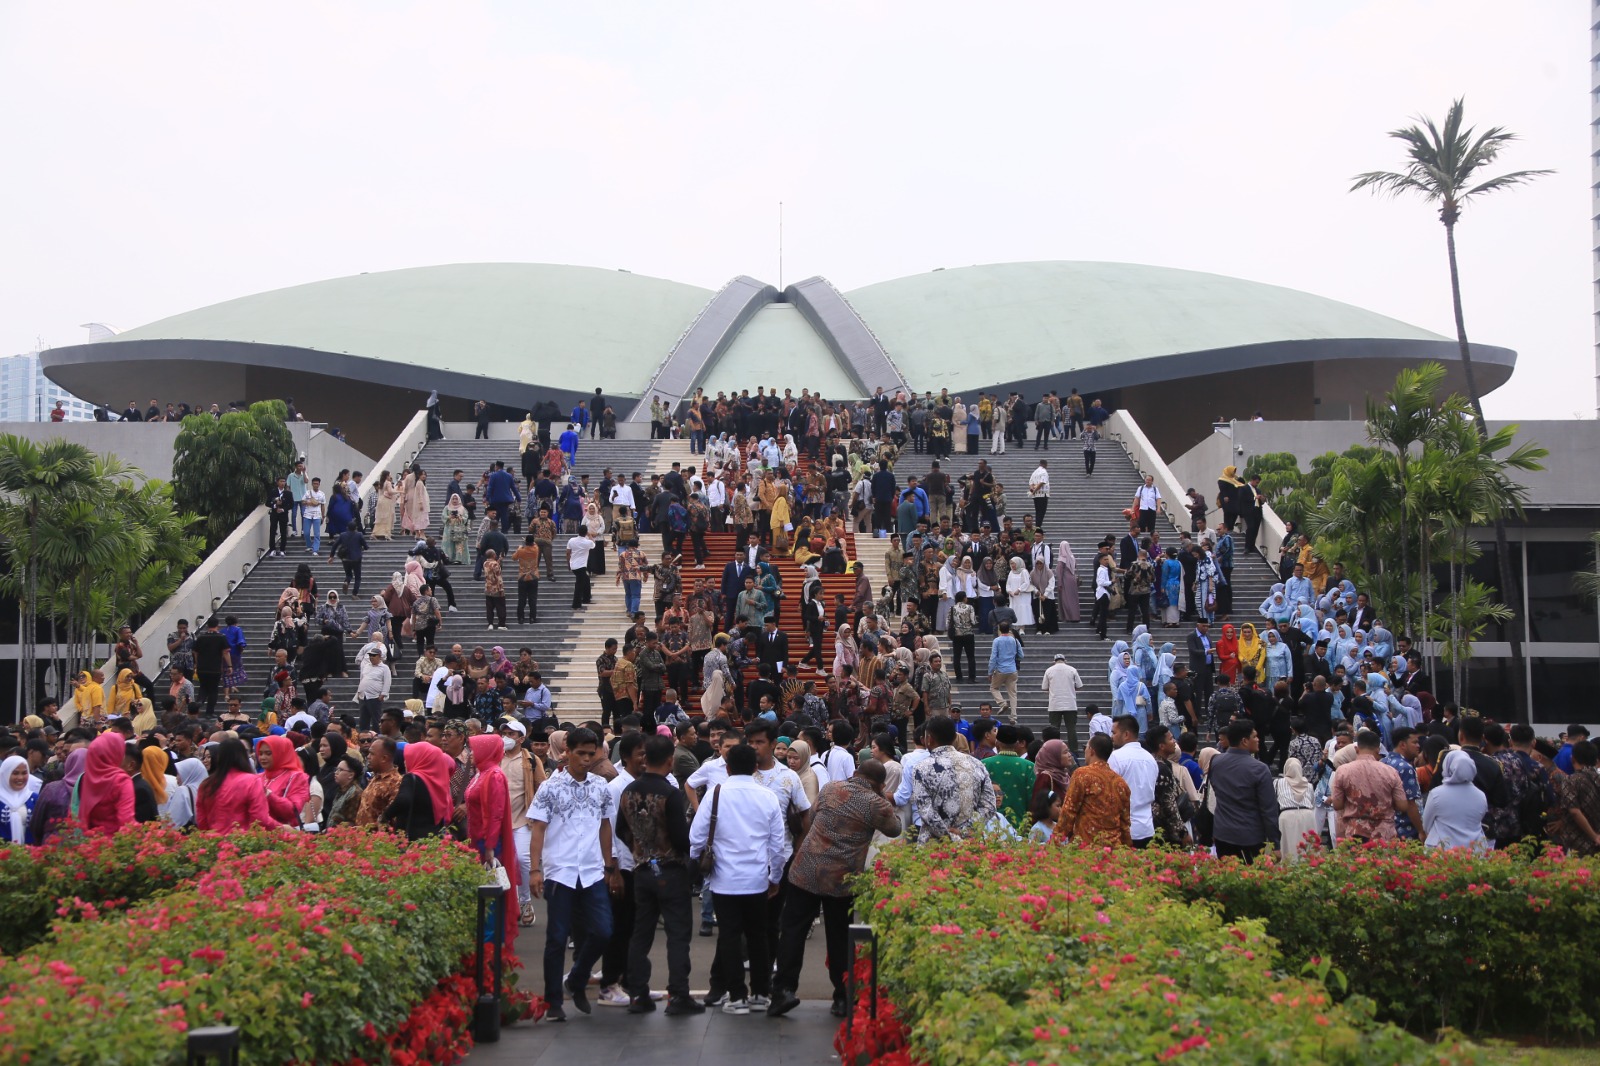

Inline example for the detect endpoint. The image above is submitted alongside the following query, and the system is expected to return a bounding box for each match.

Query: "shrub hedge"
[853,841,1485,1066]
[0,827,503,1065]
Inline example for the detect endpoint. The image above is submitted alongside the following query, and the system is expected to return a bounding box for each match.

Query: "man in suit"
[485,461,520,533]
[1349,593,1376,633]
[758,616,790,677]
[719,556,753,628]
[1240,476,1266,556]
[1187,619,1215,719]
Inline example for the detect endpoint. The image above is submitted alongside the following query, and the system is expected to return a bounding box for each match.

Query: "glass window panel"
[1526,542,1598,644]
[1531,658,1600,727]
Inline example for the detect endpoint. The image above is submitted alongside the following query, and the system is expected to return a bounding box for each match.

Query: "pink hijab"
[402,741,456,824]
[77,733,132,835]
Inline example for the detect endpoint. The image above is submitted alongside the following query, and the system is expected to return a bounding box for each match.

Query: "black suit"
[720,561,752,625]
[758,629,790,674]
[1349,606,1375,633]
[1187,629,1215,712]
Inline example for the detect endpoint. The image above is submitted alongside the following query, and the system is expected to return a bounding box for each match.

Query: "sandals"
[520,901,538,927]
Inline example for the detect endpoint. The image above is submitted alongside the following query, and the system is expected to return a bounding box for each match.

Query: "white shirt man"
[608,481,636,512]
[894,738,932,826]
[706,478,727,510]
[1041,655,1083,712]
[822,744,855,790]
[1028,464,1050,499]
[424,664,450,710]
[1107,720,1159,844]
[1134,481,1161,513]
[301,487,326,521]
[689,761,785,898]
[566,534,595,572]
[751,760,811,861]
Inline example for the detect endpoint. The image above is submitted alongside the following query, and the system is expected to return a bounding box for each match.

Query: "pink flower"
[1095,911,1110,925]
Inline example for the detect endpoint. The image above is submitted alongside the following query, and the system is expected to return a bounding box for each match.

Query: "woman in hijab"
[195,739,276,830]
[326,478,355,537]
[1262,629,1292,694]
[1155,642,1176,692]
[1236,624,1265,683]
[1031,739,1075,811]
[441,494,469,564]
[161,758,206,829]
[467,733,520,939]
[1131,629,1157,686]
[130,698,158,734]
[833,624,859,679]
[424,390,445,439]
[1215,624,1240,686]
[370,471,399,540]
[78,732,134,835]
[1424,751,1489,850]
[1217,465,1246,531]
[383,739,454,840]
[30,748,86,842]
[1107,639,1131,715]
[0,755,42,844]
[315,733,349,801]
[109,668,142,717]
[1054,540,1081,624]
[256,735,310,827]
[1032,555,1057,634]
[786,739,821,806]
[401,468,431,537]
[139,746,172,820]
[1005,556,1035,632]
[1275,757,1317,862]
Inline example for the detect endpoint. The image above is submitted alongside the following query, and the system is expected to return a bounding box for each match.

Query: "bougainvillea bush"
[0,827,532,1065]
[852,841,1484,1066]
[1149,842,1600,1036]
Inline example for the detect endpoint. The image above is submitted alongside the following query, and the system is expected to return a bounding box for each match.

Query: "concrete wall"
[1174,419,1600,510]
[0,420,373,484]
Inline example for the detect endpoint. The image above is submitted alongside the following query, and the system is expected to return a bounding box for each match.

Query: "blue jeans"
[623,579,641,616]
[543,879,613,1005]
[303,517,322,554]
[690,430,704,454]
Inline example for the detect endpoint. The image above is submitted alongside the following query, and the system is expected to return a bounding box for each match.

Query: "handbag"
[485,857,512,892]
[697,784,721,877]
[1108,587,1126,613]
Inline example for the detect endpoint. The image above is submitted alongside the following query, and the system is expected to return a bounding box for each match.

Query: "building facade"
[0,350,97,423]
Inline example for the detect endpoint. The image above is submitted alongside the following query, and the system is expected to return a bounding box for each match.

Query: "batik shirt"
[919,670,952,715]
[909,745,999,843]
[1287,734,1324,785]
[1381,752,1421,839]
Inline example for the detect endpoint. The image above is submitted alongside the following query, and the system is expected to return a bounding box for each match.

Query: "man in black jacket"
[267,476,295,557]
[1187,620,1214,717]
[329,524,370,595]
[757,617,790,677]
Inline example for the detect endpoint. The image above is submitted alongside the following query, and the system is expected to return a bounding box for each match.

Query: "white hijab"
[0,755,41,842]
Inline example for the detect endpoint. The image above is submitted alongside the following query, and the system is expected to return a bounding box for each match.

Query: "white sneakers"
[596,985,631,1007]
[721,999,749,1015]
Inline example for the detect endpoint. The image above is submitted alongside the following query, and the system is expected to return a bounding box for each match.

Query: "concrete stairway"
[212,435,660,720]
[878,431,1279,729]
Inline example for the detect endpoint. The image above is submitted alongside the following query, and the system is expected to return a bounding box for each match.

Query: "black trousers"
[431,574,457,608]
[1124,594,1151,633]
[1033,496,1047,528]
[1215,840,1264,864]
[196,672,222,715]
[486,595,506,627]
[1034,424,1050,448]
[712,891,771,1001]
[1085,449,1097,475]
[1091,595,1110,637]
[599,869,635,988]
[951,634,976,681]
[358,696,383,732]
[773,885,853,999]
[475,419,490,439]
[269,512,289,552]
[628,862,694,1000]
[517,578,539,623]
[341,559,362,595]
[571,568,591,608]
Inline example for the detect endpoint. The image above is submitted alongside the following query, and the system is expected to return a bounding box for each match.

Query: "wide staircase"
[215,435,662,718]
[878,430,1279,728]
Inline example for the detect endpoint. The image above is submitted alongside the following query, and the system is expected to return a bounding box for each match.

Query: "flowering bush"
[1147,842,1600,1036]
[0,822,288,954]
[851,841,1484,1065]
[0,828,520,1064]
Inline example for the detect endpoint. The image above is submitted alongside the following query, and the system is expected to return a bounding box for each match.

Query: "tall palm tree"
[1351,99,1551,717]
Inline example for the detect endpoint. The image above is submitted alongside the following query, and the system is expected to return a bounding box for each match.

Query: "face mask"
[502,736,517,753]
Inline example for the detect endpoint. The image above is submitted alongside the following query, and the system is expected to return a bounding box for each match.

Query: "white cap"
[500,718,527,736]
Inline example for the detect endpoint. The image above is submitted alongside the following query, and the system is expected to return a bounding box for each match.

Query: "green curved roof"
[843,261,1450,391]
[111,263,714,394]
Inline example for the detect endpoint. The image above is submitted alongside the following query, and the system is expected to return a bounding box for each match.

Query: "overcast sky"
[1,1,1588,418]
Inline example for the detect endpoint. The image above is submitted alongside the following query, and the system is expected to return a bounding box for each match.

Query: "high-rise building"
[1593,0,1600,411]
[0,349,97,422]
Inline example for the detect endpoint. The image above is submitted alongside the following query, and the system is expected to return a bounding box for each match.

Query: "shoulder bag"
[698,784,721,876]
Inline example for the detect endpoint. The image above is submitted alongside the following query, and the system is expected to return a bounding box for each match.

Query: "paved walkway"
[469,918,843,1066]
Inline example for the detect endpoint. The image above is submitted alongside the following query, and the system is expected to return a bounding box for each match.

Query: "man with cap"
[1041,652,1084,753]
[355,645,393,732]
[501,716,543,927]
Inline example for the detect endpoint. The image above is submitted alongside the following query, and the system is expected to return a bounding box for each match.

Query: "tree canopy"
[172,400,297,548]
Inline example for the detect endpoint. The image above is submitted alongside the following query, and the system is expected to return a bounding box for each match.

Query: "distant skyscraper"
[0,350,97,422]
[1593,1,1600,411]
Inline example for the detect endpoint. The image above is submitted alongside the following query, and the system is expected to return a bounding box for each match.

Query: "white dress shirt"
[1135,484,1162,511]
[527,771,614,890]
[689,775,785,894]
[1041,662,1083,712]
[566,535,595,571]
[686,754,727,794]
[608,484,636,510]
[1107,742,1159,841]
[706,479,727,508]
[1029,466,1050,498]
[822,747,856,789]
[752,762,812,859]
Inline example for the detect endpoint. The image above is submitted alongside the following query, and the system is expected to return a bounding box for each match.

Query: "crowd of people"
[12,384,1593,1033]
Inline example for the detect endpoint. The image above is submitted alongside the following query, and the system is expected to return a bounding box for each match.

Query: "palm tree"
[1351,100,1551,717]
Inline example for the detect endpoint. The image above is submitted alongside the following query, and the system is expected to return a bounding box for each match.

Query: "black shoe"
[767,991,801,1018]
[699,921,714,937]
[545,1004,567,1023]
[627,996,657,1014]
[665,996,706,1016]
[830,997,849,1018]
[564,974,592,1015]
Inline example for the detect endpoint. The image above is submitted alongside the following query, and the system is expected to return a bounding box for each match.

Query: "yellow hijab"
[1219,465,1245,488]
[1236,624,1265,676]
[140,745,169,804]
[110,668,141,715]
[131,698,158,734]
